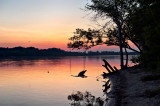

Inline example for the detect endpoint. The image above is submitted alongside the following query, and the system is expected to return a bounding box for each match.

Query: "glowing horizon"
[0,0,135,52]
[0,0,89,50]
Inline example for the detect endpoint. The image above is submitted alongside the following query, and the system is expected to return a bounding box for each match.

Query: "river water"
[0,55,134,106]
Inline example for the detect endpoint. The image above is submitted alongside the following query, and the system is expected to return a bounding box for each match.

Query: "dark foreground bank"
[107,66,160,106]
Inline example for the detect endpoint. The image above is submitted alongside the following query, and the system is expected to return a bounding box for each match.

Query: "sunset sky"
[0,0,121,51]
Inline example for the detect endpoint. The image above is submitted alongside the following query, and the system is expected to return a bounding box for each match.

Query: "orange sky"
[0,0,97,51]
[0,0,137,52]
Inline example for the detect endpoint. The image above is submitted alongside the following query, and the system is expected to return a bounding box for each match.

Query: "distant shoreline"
[0,55,138,61]
[0,46,139,58]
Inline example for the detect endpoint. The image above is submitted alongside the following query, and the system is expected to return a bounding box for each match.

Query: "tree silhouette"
[68,0,160,70]
[68,0,143,69]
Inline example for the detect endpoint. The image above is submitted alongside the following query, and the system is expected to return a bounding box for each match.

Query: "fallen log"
[103,59,116,72]
[114,66,119,72]
[102,64,112,73]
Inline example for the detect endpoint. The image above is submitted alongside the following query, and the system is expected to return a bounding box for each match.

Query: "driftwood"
[102,59,116,72]
[102,64,112,73]
[102,59,119,73]
[114,66,119,72]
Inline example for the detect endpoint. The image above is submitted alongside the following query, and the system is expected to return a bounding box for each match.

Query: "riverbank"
[108,66,160,106]
[0,46,139,58]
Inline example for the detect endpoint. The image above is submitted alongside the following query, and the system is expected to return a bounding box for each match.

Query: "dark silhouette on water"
[78,70,87,77]
[71,70,88,78]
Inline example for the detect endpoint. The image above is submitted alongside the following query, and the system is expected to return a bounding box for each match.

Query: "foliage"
[129,0,160,70]
[68,0,142,53]
[68,28,104,50]
[130,56,141,65]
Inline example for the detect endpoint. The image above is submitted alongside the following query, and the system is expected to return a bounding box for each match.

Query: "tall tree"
[86,0,126,69]
[68,0,142,69]
[68,0,160,71]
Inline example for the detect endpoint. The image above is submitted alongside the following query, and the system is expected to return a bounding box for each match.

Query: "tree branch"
[126,44,140,54]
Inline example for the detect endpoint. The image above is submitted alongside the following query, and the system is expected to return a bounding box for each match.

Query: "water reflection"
[68,91,106,106]
[0,57,62,67]
[68,76,111,106]
[0,55,134,106]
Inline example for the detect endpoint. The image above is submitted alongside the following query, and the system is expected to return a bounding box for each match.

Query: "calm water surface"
[0,55,134,106]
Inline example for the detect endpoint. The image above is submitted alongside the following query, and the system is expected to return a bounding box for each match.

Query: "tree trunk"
[124,47,128,68]
[114,0,124,69]
[116,19,124,69]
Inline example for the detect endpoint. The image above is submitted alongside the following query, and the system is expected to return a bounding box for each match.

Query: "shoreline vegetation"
[0,46,138,58]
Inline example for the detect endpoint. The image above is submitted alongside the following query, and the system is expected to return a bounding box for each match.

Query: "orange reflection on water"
[0,55,134,106]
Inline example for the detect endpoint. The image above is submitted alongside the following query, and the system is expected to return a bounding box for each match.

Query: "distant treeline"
[0,47,138,57]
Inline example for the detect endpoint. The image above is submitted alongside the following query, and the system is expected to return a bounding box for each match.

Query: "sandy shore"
[107,66,160,106]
